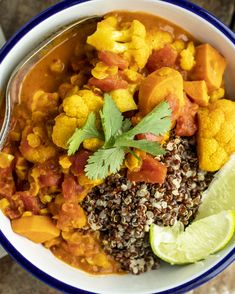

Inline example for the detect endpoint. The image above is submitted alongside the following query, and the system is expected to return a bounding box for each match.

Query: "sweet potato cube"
[138,67,184,117]
[183,80,209,106]
[12,215,60,243]
[192,44,227,92]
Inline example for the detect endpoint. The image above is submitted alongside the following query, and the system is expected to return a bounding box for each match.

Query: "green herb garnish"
[67,94,171,180]
[67,112,103,156]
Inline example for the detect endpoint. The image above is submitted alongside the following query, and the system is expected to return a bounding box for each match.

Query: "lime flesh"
[150,210,235,265]
[196,155,235,220]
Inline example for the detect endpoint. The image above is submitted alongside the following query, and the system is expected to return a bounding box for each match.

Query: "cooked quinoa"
[81,135,214,274]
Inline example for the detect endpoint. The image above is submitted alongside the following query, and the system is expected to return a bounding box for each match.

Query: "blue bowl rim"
[0,0,234,293]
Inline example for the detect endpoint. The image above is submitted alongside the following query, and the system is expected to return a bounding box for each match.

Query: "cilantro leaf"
[115,138,165,157]
[122,118,132,133]
[68,94,172,180]
[85,147,125,180]
[67,112,103,156]
[100,94,123,145]
[122,101,171,138]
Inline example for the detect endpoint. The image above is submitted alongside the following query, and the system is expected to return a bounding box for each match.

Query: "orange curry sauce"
[3,12,193,275]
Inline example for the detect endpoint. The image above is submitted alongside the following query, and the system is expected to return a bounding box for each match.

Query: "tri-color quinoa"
[81,134,214,274]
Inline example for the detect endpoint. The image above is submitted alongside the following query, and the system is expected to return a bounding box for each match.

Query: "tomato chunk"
[18,191,41,214]
[70,149,91,176]
[137,133,164,142]
[62,175,83,202]
[0,167,15,199]
[166,93,181,122]
[98,51,129,70]
[146,45,178,73]
[36,159,62,188]
[88,75,128,92]
[176,96,199,136]
[127,154,167,184]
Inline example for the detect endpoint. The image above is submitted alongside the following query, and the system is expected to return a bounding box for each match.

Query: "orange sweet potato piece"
[183,80,209,106]
[138,67,184,118]
[12,215,60,243]
[192,44,227,92]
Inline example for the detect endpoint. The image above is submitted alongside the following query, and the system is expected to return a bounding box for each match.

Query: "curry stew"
[0,11,232,275]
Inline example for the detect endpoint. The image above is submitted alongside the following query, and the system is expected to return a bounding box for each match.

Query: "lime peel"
[150,210,235,265]
[196,154,235,220]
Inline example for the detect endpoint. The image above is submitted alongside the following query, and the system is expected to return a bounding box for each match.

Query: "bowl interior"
[0,0,234,293]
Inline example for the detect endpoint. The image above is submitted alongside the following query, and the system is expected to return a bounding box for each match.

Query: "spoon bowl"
[0,15,100,150]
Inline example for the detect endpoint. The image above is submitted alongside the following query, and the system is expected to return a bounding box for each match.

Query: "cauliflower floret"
[29,90,59,123]
[52,90,103,149]
[52,114,78,149]
[210,88,225,102]
[0,152,14,169]
[87,16,150,69]
[20,125,56,163]
[77,90,103,112]
[110,89,137,113]
[59,155,72,169]
[147,30,173,51]
[63,95,89,118]
[197,99,235,171]
[180,41,196,71]
[171,39,185,53]
[91,62,118,79]
[83,138,104,151]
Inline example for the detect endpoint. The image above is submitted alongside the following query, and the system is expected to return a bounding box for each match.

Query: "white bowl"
[0,0,234,293]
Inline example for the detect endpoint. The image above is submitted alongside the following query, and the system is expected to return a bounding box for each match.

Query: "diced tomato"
[176,96,199,136]
[147,45,178,73]
[98,51,129,70]
[37,159,62,188]
[0,167,15,199]
[62,175,84,202]
[88,75,128,92]
[39,174,61,188]
[166,93,181,122]
[137,133,164,142]
[18,191,41,214]
[70,149,91,176]
[5,207,22,220]
[127,154,167,184]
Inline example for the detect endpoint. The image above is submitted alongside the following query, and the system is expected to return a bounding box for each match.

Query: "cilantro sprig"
[67,94,171,180]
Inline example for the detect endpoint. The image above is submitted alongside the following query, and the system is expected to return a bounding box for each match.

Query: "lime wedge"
[197,155,235,220]
[150,210,235,265]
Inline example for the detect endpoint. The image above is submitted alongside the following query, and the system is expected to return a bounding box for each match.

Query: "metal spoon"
[0,16,101,150]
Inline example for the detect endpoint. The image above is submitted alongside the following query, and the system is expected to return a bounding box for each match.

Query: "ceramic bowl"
[0,0,234,293]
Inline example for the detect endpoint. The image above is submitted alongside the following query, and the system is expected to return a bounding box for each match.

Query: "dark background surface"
[0,1,235,293]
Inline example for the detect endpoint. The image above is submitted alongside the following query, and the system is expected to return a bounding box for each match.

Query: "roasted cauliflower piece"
[180,41,196,71]
[52,90,103,149]
[197,99,235,171]
[83,138,104,152]
[110,89,137,113]
[52,114,78,149]
[87,16,150,68]
[20,125,56,163]
[171,39,185,53]
[29,90,59,122]
[91,61,118,79]
[210,88,225,102]
[63,95,89,118]
[147,30,173,51]
[77,90,103,112]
